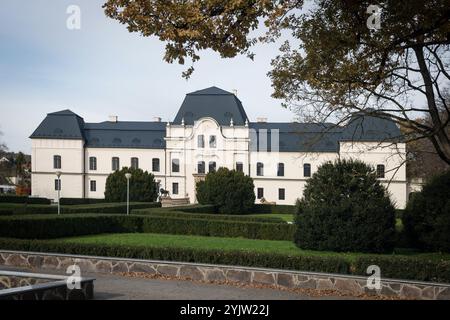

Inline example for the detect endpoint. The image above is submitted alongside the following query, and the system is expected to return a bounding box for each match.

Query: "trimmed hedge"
[0,238,448,283]
[59,198,106,206]
[0,214,295,241]
[352,255,450,283]
[0,195,50,205]
[0,202,160,215]
[62,202,160,214]
[133,208,286,224]
[140,216,294,240]
[252,204,296,215]
[0,238,349,274]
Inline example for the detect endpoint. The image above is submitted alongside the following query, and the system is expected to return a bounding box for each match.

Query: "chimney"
[153,117,162,122]
[257,117,268,123]
[109,115,118,123]
[232,89,238,97]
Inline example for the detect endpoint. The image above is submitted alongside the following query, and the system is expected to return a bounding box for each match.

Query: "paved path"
[1,266,359,300]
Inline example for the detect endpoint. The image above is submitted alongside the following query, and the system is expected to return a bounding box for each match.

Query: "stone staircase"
[160,197,190,208]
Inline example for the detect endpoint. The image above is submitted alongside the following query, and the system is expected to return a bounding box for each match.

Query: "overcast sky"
[0,0,295,153]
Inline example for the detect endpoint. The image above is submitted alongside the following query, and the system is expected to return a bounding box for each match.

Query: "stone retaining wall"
[1,250,449,300]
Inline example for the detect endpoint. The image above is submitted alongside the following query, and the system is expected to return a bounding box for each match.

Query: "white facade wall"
[31,139,84,200]
[339,142,407,208]
[31,120,408,208]
[84,148,166,199]
[250,152,338,205]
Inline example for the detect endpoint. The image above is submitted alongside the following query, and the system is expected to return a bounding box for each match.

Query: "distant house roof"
[173,87,249,126]
[30,87,402,152]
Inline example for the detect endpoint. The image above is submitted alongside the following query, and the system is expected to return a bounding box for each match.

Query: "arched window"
[112,157,120,171]
[303,163,311,177]
[131,157,139,169]
[209,135,217,148]
[277,163,285,177]
[257,162,264,176]
[89,157,97,171]
[197,161,205,174]
[172,159,180,173]
[152,158,160,172]
[376,164,385,178]
[198,135,205,148]
[53,155,61,169]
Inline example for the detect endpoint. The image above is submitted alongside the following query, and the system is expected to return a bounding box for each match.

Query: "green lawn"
[60,233,450,262]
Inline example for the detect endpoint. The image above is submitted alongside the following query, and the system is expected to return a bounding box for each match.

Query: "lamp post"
[55,171,62,215]
[125,173,132,216]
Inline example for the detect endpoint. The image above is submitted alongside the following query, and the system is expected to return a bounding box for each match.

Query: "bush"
[59,198,106,205]
[105,167,158,203]
[0,238,350,275]
[0,202,160,215]
[62,202,160,214]
[0,214,295,241]
[0,238,448,282]
[252,204,296,215]
[352,255,450,283]
[196,167,255,214]
[403,170,450,252]
[294,159,396,253]
[132,208,286,223]
[0,195,50,205]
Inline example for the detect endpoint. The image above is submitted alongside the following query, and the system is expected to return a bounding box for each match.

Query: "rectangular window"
[152,158,160,172]
[53,155,61,169]
[89,157,97,171]
[257,188,264,199]
[209,161,216,173]
[209,135,217,148]
[131,157,139,169]
[236,162,243,173]
[198,161,205,174]
[257,162,264,176]
[172,183,179,195]
[304,163,311,177]
[277,163,285,177]
[112,157,120,171]
[198,135,205,148]
[54,179,61,191]
[279,188,285,200]
[90,180,97,192]
[376,164,385,178]
[172,159,180,173]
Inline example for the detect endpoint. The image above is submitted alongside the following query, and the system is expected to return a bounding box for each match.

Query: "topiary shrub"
[403,170,450,252]
[294,159,396,253]
[196,167,255,214]
[105,167,158,203]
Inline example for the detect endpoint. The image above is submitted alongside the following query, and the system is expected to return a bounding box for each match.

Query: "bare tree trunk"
[414,46,450,165]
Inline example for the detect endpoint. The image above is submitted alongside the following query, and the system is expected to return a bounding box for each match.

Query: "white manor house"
[30,87,407,208]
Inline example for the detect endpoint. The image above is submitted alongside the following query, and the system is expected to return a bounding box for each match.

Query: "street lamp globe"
[125,173,132,180]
